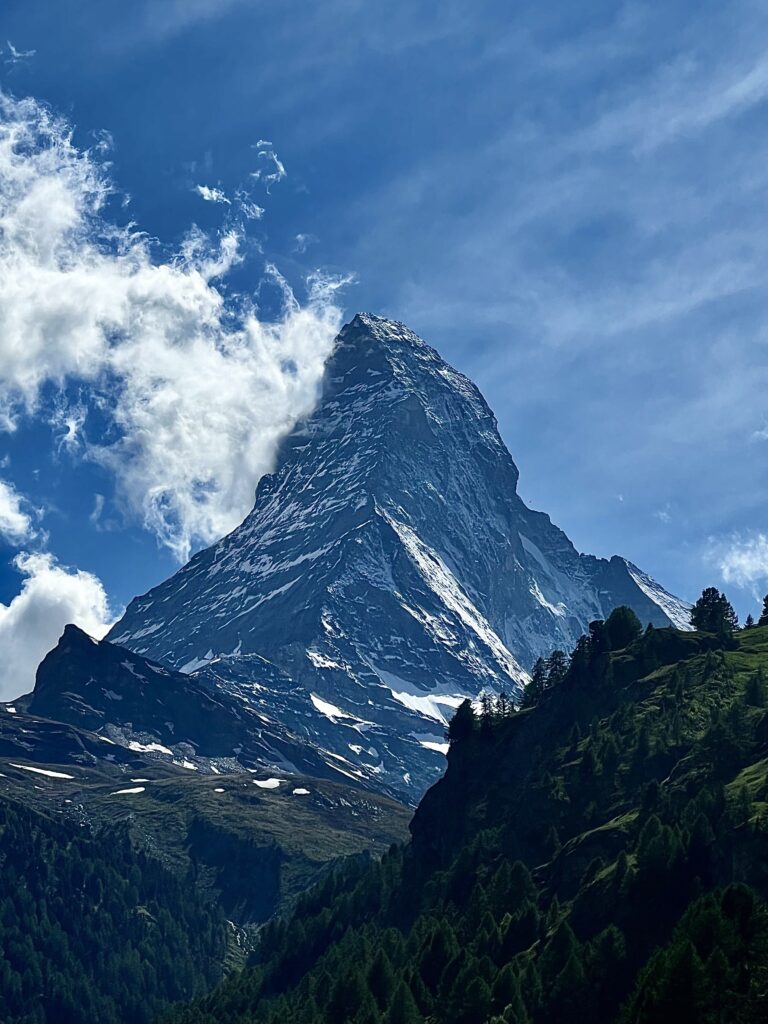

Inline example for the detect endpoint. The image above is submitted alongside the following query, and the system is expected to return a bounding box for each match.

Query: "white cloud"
[50,394,88,453]
[4,41,36,66]
[234,189,264,220]
[0,478,35,544]
[718,534,768,588]
[194,184,230,204]
[251,141,287,191]
[586,51,768,156]
[0,552,114,701]
[89,493,105,527]
[0,90,348,561]
[294,232,318,254]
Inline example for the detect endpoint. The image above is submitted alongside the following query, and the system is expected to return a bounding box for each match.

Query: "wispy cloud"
[294,232,317,254]
[250,140,286,192]
[718,534,768,589]
[50,394,88,453]
[308,2,768,609]
[0,478,36,544]
[122,0,249,46]
[194,183,230,204]
[0,90,349,561]
[234,189,264,220]
[584,50,768,155]
[4,41,36,66]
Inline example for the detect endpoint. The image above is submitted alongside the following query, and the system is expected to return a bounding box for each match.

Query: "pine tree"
[418,923,458,992]
[497,692,511,718]
[568,635,591,685]
[481,688,499,729]
[745,669,766,707]
[522,658,547,708]
[546,650,568,687]
[447,700,475,744]
[759,594,768,626]
[543,825,561,860]
[690,587,738,635]
[386,981,422,1024]
[368,949,395,1010]
[605,606,643,650]
[548,950,589,1023]
[491,963,520,1013]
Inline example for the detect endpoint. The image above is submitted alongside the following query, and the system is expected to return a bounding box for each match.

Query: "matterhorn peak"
[108,315,689,799]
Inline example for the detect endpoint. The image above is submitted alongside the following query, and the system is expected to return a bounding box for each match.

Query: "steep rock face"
[109,314,689,799]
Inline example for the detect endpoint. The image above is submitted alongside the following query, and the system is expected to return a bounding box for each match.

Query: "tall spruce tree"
[546,650,568,687]
[690,587,738,635]
[447,700,476,744]
[604,606,643,650]
[521,658,547,708]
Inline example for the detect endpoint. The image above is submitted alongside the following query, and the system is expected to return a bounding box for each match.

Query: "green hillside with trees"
[0,797,227,1024]
[0,768,409,1024]
[166,591,768,1024]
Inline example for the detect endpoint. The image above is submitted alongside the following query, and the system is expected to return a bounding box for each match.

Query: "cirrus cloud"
[194,183,230,204]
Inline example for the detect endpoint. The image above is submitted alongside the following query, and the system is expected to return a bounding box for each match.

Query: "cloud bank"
[0,90,347,561]
[0,552,114,701]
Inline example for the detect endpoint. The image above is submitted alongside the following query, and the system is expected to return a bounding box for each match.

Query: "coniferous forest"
[5,593,768,1022]
[0,799,227,1024]
[164,596,768,1024]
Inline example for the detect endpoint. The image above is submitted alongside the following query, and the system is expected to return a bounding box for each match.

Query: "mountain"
[167,620,768,1024]
[0,623,411,1018]
[109,313,689,800]
[25,623,350,782]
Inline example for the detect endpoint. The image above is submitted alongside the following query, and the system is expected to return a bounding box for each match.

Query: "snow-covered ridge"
[382,509,528,686]
[624,560,692,631]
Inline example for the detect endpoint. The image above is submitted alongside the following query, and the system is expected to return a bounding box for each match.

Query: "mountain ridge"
[106,313,689,798]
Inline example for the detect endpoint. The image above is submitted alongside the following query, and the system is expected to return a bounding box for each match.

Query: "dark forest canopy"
[165,596,768,1024]
[0,799,227,1024]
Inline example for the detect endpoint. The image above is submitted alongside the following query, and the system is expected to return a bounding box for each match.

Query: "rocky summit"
[107,314,689,799]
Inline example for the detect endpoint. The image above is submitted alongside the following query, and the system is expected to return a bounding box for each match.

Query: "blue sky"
[0,0,766,694]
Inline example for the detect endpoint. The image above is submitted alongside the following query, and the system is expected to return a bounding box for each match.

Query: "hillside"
[0,741,410,927]
[0,700,410,1024]
[0,794,227,1024]
[167,614,768,1023]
